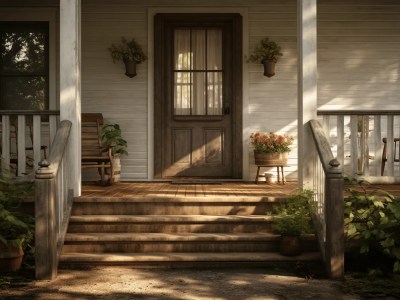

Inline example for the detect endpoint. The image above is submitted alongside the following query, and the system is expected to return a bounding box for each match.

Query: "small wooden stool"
[255,164,286,184]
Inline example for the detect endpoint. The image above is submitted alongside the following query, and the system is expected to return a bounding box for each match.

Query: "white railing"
[317,110,400,182]
[309,119,344,279]
[0,110,60,176]
[35,120,72,280]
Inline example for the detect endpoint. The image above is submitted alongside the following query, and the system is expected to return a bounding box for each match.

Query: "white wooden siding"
[2,0,399,181]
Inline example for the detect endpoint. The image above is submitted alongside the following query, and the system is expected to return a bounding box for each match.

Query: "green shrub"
[344,179,400,273]
[271,189,315,236]
[0,169,34,249]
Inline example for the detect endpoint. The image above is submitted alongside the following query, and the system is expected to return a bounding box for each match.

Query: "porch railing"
[317,110,400,182]
[35,120,72,280]
[0,110,60,176]
[309,119,344,279]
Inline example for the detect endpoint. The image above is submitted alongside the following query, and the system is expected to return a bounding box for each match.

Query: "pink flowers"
[250,132,294,153]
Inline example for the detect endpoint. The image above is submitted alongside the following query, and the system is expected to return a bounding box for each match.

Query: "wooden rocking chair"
[381,137,400,176]
[81,113,115,185]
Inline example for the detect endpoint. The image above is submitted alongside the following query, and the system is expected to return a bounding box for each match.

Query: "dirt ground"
[0,266,362,300]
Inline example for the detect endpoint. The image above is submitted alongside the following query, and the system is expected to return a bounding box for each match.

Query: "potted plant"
[247,37,283,77]
[271,190,315,256]
[0,170,34,272]
[101,123,128,183]
[109,37,147,78]
[250,132,294,165]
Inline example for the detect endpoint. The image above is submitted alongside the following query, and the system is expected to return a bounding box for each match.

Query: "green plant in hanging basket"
[247,37,283,64]
[109,37,147,64]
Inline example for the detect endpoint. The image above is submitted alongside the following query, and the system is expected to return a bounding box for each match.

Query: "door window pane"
[173,28,223,116]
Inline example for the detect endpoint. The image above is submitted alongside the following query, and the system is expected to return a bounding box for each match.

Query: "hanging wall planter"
[123,60,137,78]
[247,37,283,78]
[263,60,276,78]
[109,37,147,78]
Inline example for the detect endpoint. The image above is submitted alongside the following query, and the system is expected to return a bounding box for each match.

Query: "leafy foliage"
[101,124,128,156]
[0,169,34,249]
[344,178,400,273]
[109,37,147,64]
[271,189,315,236]
[247,37,283,64]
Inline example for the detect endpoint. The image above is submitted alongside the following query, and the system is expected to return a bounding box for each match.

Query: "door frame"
[153,13,243,179]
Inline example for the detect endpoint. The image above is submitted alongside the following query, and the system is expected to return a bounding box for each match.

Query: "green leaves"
[101,124,128,156]
[344,180,400,273]
[247,37,283,64]
[271,189,315,236]
[109,37,147,64]
[0,170,34,249]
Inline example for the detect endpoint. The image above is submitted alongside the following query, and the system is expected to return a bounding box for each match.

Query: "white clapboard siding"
[3,0,399,181]
[79,0,400,180]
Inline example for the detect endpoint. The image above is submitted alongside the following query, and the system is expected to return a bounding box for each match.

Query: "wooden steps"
[60,192,321,267]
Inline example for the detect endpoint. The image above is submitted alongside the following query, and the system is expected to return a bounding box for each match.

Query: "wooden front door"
[154,14,242,178]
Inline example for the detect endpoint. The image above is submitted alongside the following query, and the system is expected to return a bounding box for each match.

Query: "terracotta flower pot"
[0,244,24,272]
[279,235,301,256]
[254,151,288,165]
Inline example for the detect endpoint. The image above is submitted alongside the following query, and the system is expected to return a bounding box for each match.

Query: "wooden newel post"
[35,159,57,280]
[325,159,344,279]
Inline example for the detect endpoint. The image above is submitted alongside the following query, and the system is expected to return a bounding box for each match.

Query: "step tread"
[65,232,316,242]
[69,215,274,223]
[73,196,285,203]
[65,232,278,242]
[60,252,322,262]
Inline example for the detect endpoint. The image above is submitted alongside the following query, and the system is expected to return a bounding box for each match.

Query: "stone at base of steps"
[60,252,322,269]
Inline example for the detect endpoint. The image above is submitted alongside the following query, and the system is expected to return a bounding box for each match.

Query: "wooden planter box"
[254,151,288,165]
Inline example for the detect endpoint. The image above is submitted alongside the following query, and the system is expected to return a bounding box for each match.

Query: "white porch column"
[60,0,81,196]
[297,0,317,188]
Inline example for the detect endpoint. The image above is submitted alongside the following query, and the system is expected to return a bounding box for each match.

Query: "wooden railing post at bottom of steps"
[325,169,344,279]
[35,160,57,280]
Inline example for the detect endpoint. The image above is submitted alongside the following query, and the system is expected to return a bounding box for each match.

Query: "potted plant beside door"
[109,37,147,78]
[247,37,283,77]
[250,132,294,166]
[101,123,128,183]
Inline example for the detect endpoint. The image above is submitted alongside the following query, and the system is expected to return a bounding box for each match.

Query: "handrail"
[309,120,342,175]
[318,110,400,116]
[308,119,344,279]
[0,110,60,116]
[35,120,72,280]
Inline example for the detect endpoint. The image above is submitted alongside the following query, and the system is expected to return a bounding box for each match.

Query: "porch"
[0,0,399,282]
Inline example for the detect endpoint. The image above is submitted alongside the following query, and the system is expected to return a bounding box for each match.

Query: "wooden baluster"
[17,115,26,176]
[49,115,58,148]
[361,116,369,176]
[387,115,394,176]
[1,115,10,171]
[33,115,41,170]
[350,115,358,176]
[337,115,345,168]
[373,116,382,176]
[322,115,330,140]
